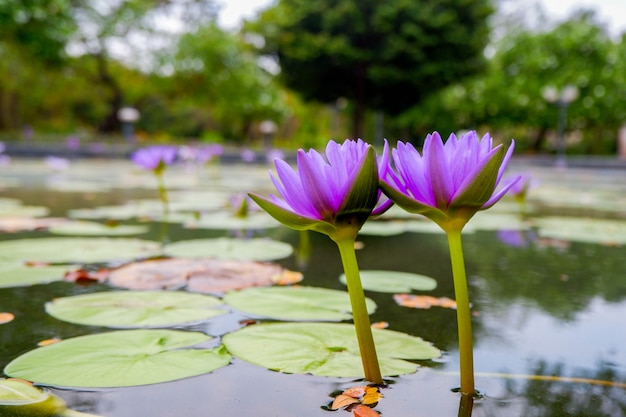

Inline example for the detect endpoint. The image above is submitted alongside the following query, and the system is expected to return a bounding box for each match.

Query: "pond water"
[0,157,625,417]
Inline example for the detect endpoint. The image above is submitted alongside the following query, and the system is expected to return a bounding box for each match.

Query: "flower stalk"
[445,227,474,395]
[335,237,383,385]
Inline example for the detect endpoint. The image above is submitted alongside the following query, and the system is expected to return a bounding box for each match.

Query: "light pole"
[542,85,578,167]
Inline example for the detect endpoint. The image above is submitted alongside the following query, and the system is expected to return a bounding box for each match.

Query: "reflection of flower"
[497,229,538,248]
[131,146,177,172]
[250,139,388,384]
[381,131,518,231]
[381,131,519,396]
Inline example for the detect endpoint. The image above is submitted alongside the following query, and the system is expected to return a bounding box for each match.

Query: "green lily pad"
[0,378,67,416]
[186,212,280,230]
[222,322,441,377]
[0,205,49,218]
[534,216,626,245]
[0,237,161,264]
[359,220,414,236]
[4,329,231,388]
[165,238,293,261]
[48,220,149,236]
[224,286,377,321]
[339,270,437,293]
[46,291,226,328]
[0,262,70,288]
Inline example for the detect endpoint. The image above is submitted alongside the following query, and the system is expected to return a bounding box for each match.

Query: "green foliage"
[249,0,494,136]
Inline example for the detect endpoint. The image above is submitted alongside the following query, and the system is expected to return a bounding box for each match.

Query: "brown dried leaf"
[108,257,290,293]
[393,294,457,310]
[361,387,383,405]
[0,312,15,324]
[331,394,360,410]
[353,404,380,417]
[64,268,109,284]
[342,386,366,398]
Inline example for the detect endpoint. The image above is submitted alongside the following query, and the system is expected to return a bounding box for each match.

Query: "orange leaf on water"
[37,337,61,347]
[353,404,380,417]
[272,269,304,285]
[331,394,360,410]
[342,386,366,398]
[0,312,15,324]
[393,294,457,309]
[361,387,383,405]
[371,321,388,329]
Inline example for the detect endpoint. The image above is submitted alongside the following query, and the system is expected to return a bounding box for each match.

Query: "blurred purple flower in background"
[131,145,178,172]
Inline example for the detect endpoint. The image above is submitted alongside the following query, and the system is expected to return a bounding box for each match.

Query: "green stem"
[335,238,383,384]
[155,170,170,215]
[446,228,475,395]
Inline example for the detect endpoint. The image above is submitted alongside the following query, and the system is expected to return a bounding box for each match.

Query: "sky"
[216,0,626,38]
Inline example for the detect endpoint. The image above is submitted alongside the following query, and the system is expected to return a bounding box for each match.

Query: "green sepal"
[248,193,337,236]
[379,181,449,225]
[449,146,505,210]
[336,146,379,225]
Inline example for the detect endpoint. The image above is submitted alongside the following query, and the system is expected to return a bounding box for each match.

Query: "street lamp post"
[542,85,578,167]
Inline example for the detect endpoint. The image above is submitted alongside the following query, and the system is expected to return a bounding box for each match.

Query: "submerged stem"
[446,228,475,395]
[155,170,170,215]
[334,238,383,384]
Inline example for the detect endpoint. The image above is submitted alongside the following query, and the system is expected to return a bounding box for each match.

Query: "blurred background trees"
[0,0,625,154]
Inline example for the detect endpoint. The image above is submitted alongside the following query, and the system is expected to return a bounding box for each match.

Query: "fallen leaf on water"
[0,312,15,324]
[393,294,457,310]
[64,268,109,284]
[371,321,388,329]
[37,337,61,347]
[331,394,360,410]
[342,386,366,398]
[353,404,380,417]
[361,386,383,405]
[272,269,304,285]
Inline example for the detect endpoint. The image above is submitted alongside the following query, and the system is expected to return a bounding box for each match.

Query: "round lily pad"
[0,262,70,288]
[48,220,148,236]
[339,270,437,293]
[4,329,231,388]
[186,212,279,230]
[0,378,67,415]
[0,237,161,264]
[223,286,377,321]
[165,238,293,261]
[534,216,626,245]
[0,205,49,218]
[45,291,226,328]
[222,322,441,378]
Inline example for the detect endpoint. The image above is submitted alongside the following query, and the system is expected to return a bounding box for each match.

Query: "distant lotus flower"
[265,149,285,165]
[131,145,178,215]
[45,156,70,172]
[381,131,519,396]
[250,139,391,384]
[66,136,80,151]
[240,149,256,163]
[131,145,177,173]
[507,173,534,215]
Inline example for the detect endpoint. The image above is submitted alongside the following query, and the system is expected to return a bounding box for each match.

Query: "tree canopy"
[248,0,494,137]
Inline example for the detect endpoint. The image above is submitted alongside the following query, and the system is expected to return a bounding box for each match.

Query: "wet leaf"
[0,237,161,264]
[4,329,231,388]
[361,386,383,405]
[393,294,457,309]
[45,291,225,328]
[353,404,380,417]
[223,286,377,321]
[342,386,366,398]
[0,378,66,414]
[339,270,437,293]
[222,322,440,378]
[165,238,293,261]
[0,312,14,324]
[108,258,293,293]
[331,394,359,410]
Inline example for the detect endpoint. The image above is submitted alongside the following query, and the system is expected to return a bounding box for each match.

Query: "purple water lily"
[131,145,178,172]
[250,139,390,238]
[381,131,519,231]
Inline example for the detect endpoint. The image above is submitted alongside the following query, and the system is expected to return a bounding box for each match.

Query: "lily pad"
[0,237,161,264]
[0,378,67,416]
[4,329,231,388]
[186,212,280,230]
[0,205,49,218]
[534,216,626,245]
[108,258,294,293]
[223,286,377,321]
[48,220,149,236]
[45,291,226,328]
[165,238,293,261]
[0,217,69,233]
[222,322,440,377]
[0,262,70,288]
[339,270,437,293]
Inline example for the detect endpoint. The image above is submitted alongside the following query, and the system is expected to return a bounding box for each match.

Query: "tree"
[248,0,494,138]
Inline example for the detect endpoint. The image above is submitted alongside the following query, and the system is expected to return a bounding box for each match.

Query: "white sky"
[216,0,626,37]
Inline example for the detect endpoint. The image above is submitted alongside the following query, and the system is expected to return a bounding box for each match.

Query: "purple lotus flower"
[249,139,390,239]
[381,131,519,231]
[131,146,178,172]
